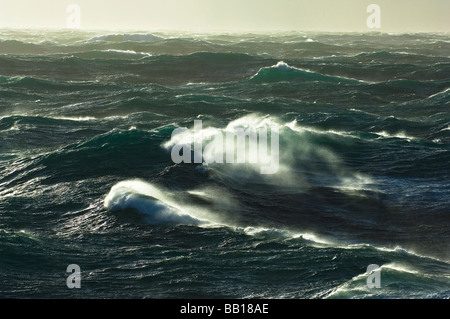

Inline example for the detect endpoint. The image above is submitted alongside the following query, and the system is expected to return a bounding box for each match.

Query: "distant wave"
[102,49,151,55]
[355,50,450,61]
[71,49,152,60]
[87,33,165,43]
[248,61,362,83]
[374,130,417,141]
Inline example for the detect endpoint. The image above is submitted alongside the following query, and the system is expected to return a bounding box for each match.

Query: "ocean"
[0,29,449,299]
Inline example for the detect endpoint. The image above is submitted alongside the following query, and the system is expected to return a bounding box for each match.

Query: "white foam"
[5,121,20,131]
[104,180,208,225]
[247,61,306,80]
[326,261,426,298]
[49,116,96,122]
[382,263,419,274]
[162,114,380,194]
[102,49,152,57]
[325,272,372,298]
[254,61,365,83]
[162,114,282,176]
[375,131,416,141]
[286,119,359,139]
[426,87,450,100]
[272,61,300,72]
[187,186,240,211]
[238,226,332,246]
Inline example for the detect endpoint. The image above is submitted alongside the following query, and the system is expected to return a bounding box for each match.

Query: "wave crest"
[249,61,361,83]
[104,180,204,225]
[87,33,164,43]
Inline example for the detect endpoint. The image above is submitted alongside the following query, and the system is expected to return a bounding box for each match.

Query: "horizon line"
[1,27,449,35]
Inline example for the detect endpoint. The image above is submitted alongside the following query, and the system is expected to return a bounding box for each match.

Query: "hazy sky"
[0,0,448,32]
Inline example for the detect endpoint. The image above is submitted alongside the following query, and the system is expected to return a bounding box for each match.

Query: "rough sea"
[0,29,449,298]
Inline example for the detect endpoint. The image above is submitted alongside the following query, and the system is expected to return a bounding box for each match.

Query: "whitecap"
[104,180,207,225]
[87,33,164,43]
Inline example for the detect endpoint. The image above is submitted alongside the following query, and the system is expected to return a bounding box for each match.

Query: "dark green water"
[0,30,449,298]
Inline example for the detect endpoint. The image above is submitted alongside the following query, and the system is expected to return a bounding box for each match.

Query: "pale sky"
[0,0,448,32]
